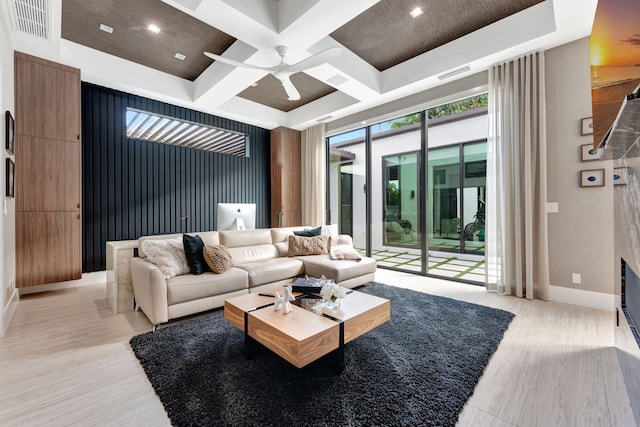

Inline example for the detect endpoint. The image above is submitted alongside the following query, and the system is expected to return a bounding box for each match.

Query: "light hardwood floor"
[1,270,638,426]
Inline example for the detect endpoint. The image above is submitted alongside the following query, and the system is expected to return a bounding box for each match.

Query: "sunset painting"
[590,0,640,147]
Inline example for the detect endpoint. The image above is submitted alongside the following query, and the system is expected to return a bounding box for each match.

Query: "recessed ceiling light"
[147,24,161,34]
[99,24,113,34]
[174,53,186,60]
[410,7,424,18]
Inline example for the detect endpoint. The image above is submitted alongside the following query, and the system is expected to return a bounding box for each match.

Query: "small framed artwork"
[581,117,593,135]
[5,111,14,155]
[580,168,605,187]
[613,167,630,185]
[5,158,14,197]
[581,144,603,161]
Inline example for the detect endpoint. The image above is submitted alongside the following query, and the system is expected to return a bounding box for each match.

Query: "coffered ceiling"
[1,0,598,130]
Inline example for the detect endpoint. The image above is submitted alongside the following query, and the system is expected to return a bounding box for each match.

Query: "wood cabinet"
[16,212,82,286]
[15,55,80,142]
[16,137,81,212]
[14,52,82,287]
[270,127,301,227]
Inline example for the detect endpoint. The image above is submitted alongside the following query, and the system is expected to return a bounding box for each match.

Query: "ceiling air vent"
[8,0,49,39]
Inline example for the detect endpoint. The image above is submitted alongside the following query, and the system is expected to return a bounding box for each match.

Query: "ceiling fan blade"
[285,47,342,73]
[204,52,269,71]
[279,76,301,101]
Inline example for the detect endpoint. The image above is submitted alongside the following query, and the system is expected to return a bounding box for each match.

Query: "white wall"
[0,14,18,336]
[546,37,615,309]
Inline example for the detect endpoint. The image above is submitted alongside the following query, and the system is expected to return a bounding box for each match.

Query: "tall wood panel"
[271,127,301,227]
[80,83,271,272]
[16,212,82,285]
[15,52,82,287]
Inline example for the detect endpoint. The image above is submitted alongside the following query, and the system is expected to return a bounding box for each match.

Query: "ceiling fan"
[204,45,342,101]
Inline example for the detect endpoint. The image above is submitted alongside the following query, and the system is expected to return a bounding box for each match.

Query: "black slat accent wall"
[82,82,271,272]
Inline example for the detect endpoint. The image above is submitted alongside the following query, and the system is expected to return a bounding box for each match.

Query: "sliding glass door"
[426,141,486,256]
[328,129,366,253]
[371,116,423,273]
[382,152,419,249]
[326,94,488,283]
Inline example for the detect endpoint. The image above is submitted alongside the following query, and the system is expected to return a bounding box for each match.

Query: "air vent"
[8,0,49,39]
[126,108,248,157]
[437,65,472,81]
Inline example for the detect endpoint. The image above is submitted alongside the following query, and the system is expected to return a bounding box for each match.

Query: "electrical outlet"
[572,273,581,284]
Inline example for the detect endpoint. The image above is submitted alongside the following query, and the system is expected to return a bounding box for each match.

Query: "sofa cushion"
[287,235,329,256]
[270,227,309,243]
[167,268,248,305]
[141,238,190,279]
[227,244,279,264]
[203,244,233,273]
[199,231,220,246]
[183,234,210,275]
[297,254,376,283]
[234,257,305,287]
[219,229,272,248]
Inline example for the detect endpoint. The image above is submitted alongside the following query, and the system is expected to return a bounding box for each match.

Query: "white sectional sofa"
[129,227,376,327]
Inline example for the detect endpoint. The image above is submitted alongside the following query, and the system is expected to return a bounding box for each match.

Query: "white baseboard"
[549,285,615,311]
[2,288,19,337]
[18,271,107,296]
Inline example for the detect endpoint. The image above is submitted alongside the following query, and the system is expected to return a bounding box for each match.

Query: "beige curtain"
[486,51,550,300]
[301,124,326,226]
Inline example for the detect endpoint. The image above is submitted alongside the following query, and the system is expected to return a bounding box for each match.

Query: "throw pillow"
[321,224,339,237]
[328,235,354,251]
[329,245,362,261]
[183,234,210,275]
[141,238,191,279]
[203,244,233,274]
[328,235,361,261]
[293,226,322,237]
[287,235,329,256]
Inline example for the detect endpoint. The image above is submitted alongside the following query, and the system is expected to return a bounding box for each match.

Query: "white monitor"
[216,203,256,231]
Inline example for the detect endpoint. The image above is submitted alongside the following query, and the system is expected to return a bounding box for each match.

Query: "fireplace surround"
[621,258,640,347]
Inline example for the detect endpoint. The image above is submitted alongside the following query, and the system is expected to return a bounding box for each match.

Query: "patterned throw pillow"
[287,235,329,256]
[203,245,233,274]
[141,238,191,279]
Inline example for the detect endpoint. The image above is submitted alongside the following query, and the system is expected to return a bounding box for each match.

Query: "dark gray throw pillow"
[293,226,322,237]
[183,234,210,275]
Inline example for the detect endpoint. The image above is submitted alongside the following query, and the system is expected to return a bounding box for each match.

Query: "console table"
[106,240,138,313]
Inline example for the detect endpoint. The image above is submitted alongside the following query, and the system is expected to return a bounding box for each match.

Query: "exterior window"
[126,108,247,157]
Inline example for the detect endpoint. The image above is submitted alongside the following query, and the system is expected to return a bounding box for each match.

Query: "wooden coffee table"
[224,289,390,369]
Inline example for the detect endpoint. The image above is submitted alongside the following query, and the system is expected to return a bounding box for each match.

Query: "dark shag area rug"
[130,283,514,427]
